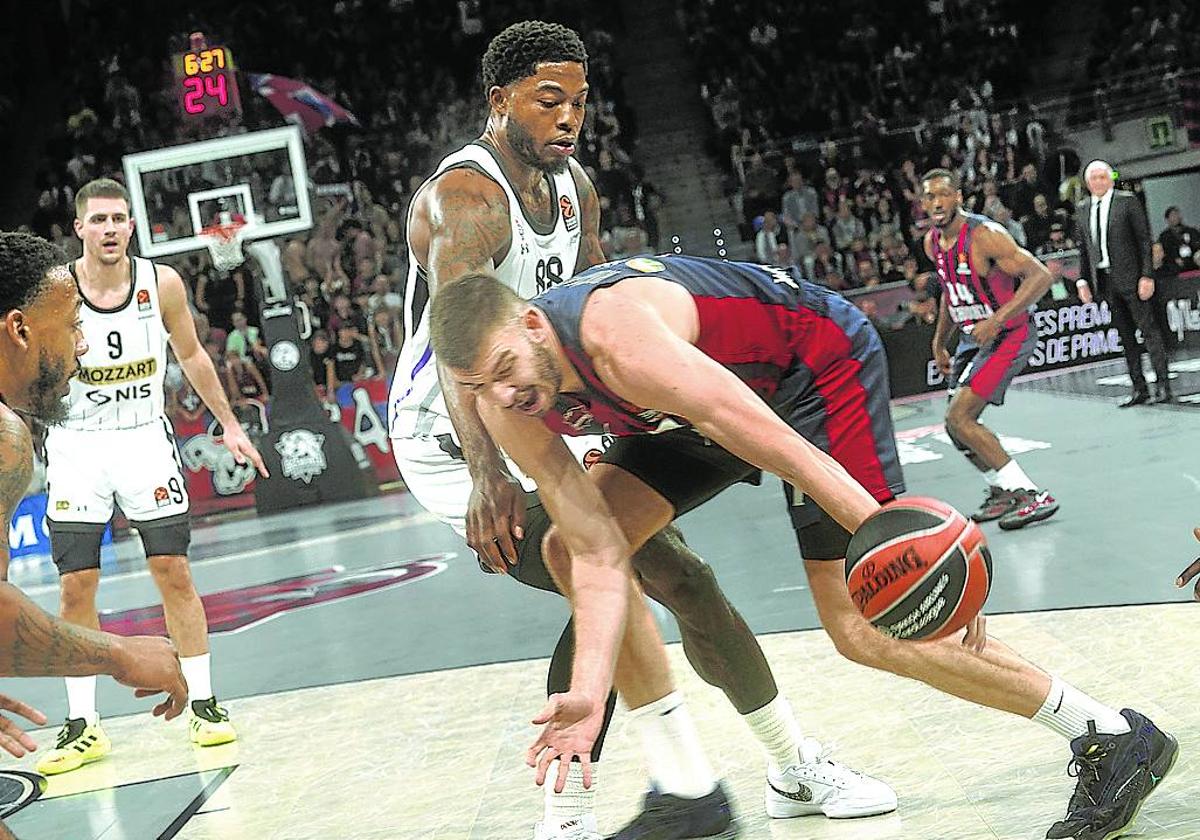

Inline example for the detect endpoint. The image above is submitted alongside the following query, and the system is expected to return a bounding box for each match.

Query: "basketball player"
[925,169,1060,530]
[389,21,893,839]
[429,254,1177,840]
[34,179,268,777]
[0,232,189,725]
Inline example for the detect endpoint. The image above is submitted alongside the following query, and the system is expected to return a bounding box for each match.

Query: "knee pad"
[634,527,720,608]
[133,513,191,557]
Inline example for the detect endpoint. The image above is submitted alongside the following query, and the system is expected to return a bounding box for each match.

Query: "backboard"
[122,126,312,259]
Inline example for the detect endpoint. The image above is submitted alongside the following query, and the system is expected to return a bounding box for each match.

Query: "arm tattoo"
[426,180,510,292]
[572,163,606,270]
[0,414,33,574]
[4,596,115,677]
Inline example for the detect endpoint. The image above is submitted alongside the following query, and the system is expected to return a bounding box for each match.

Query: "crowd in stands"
[678,0,1105,333]
[21,2,650,421]
[1087,0,1200,81]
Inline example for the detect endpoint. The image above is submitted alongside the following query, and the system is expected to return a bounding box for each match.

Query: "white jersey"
[62,256,169,430]
[389,141,583,440]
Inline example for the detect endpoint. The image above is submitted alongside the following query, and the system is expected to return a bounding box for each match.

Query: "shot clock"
[173,32,242,124]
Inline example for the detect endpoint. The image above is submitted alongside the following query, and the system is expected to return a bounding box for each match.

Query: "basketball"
[845,497,991,641]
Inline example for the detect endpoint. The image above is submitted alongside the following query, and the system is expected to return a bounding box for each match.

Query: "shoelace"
[1061,740,1113,819]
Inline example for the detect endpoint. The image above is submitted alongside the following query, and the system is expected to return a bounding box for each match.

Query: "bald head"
[1084,160,1114,198]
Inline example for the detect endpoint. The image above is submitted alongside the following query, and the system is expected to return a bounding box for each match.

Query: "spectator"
[781,172,820,231]
[327,293,368,336]
[329,323,371,389]
[742,151,779,222]
[225,310,266,364]
[1035,222,1076,256]
[806,240,845,284]
[1022,194,1055,252]
[309,330,333,394]
[194,268,246,331]
[755,211,786,264]
[830,198,866,252]
[1157,206,1200,277]
[789,212,831,266]
[993,205,1027,247]
[1007,163,1044,219]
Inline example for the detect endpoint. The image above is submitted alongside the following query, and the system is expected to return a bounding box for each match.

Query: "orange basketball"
[845,497,991,641]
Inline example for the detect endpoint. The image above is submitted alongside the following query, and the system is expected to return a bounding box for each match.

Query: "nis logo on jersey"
[78,357,156,405]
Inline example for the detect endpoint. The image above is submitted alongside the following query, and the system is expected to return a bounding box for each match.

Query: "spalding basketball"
[845,497,991,641]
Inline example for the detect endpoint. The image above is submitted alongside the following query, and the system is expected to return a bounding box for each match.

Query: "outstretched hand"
[0,694,45,757]
[526,691,603,793]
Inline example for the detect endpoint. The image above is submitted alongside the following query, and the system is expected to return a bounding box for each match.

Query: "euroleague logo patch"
[137,288,151,311]
[153,486,170,507]
[560,195,579,232]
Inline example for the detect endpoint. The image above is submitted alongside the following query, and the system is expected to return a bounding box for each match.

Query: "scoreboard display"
[172,34,242,125]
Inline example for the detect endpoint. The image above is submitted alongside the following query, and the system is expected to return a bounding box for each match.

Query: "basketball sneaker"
[534,814,601,840]
[971,487,1021,522]
[997,489,1059,530]
[35,717,110,775]
[188,697,237,747]
[1045,709,1178,840]
[605,782,739,839]
[765,738,898,819]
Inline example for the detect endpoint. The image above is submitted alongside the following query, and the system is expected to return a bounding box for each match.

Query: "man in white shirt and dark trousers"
[1074,160,1171,406]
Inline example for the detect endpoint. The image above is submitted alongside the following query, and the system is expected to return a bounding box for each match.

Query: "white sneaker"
[765,738,898,819]
[533,814,601,840]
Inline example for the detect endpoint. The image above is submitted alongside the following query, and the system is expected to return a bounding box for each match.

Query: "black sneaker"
[972,487,1020,522]
[606,783,739,839]
[1045,709,1178,840]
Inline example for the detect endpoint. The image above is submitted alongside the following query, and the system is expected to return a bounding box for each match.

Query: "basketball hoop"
[200,221,248,272]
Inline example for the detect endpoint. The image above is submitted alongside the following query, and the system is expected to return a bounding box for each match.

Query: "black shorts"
[601,428,868,560]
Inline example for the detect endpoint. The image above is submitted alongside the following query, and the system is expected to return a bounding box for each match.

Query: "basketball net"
[200,211,249,272]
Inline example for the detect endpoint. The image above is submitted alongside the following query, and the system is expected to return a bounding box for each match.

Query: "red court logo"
[99,555,449,636]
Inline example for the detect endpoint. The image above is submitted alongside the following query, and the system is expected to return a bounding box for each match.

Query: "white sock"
[1033,676,1131,740]
[544,761,597,823]
[742,694,813,772]
[65,676,98,725]
[996,459,1037,491]
[983,469,1001,487]
[179,653,213,702]
[629,691,716,799]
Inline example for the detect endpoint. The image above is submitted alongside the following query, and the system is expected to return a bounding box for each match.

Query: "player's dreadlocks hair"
[920,167,961,190]
[0,232,67,317]
[429,274,525,371]
[481,21,588,94]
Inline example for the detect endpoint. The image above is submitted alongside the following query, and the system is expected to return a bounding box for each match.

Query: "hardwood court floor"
[4,356,1200,838]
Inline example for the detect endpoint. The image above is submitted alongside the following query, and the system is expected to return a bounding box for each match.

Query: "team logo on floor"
[98,555,451,636]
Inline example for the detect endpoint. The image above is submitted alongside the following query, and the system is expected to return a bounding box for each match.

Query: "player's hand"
[1076,282,1093,304]
[932,344,951,375]
[221,420,270,478]
[109,636,188,720]
[527,691,603,793]
[466,466,525,574]
[1174,527,1200,600]
[971,317,1001,347]
[961,612,987,654]
[1138,276,1155,301]
[0,694,45,758]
